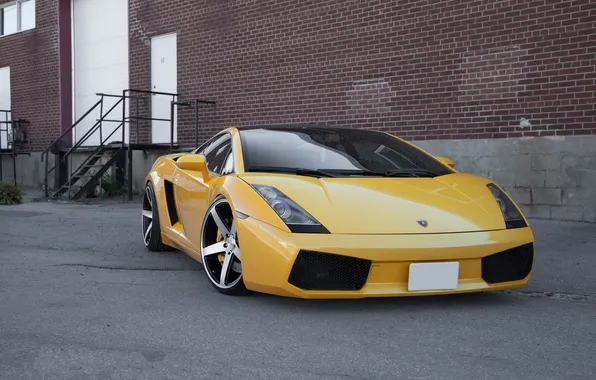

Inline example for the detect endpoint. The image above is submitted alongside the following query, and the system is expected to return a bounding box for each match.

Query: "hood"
[239,173,508,234]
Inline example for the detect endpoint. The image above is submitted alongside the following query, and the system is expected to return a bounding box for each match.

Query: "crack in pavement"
[49,264,202,272]
[504,289,596,302]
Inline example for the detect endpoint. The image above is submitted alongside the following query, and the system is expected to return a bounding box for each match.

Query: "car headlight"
[251,185,330,233]
[487,183,527,229]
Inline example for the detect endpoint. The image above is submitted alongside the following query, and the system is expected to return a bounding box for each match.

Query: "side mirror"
[435,156,456,168]
[176,154,209,178]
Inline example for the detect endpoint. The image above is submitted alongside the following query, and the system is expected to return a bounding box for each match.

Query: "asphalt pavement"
[1,198,595,380]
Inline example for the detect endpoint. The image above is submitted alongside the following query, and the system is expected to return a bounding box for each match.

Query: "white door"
[0,67,11,150]
[151,33,177,144]
[72,0,129,146]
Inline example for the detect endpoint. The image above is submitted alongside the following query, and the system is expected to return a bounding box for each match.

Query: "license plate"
[408,262,459,291]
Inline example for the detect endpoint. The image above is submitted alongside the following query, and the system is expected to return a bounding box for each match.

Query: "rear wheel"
[200,196,249,296]
[142,181,169,252]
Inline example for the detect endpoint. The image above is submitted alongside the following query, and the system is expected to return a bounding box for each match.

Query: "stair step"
[54,148,125,195]
[82,164,106,168]
[62,173,99,185]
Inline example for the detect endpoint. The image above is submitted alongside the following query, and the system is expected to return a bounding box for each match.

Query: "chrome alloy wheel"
[142,183,154,247]
[201,197,243,290]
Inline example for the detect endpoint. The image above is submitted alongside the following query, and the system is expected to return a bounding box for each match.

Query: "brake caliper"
[216,229,225,264]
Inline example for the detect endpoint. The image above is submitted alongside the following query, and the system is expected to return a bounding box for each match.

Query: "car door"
[174,133,234,250]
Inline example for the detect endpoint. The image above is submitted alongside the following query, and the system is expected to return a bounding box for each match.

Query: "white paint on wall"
[71,0,129,146]
[150,33,178,144]
[520,118,531,128]
[0,67,11,150]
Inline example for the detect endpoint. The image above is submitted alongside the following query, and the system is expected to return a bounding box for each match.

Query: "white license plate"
[407,262,459,291]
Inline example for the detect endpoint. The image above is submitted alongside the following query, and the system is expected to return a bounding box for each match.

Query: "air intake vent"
[288,251,371,291]
[163,180,179,225]
[481,243,534,284]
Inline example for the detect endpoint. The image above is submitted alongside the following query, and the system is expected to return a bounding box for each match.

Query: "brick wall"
[0,0,60,152]
[129,0,596,148]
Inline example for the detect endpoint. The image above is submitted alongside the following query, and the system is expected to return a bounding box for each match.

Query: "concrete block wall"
[1,152,50,190]
[415,135,596,223]
[3,150,167,194]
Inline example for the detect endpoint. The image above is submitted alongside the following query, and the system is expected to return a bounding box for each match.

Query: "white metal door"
[72,0,129,146]
[0,67,11,150]
[151,33,177,144]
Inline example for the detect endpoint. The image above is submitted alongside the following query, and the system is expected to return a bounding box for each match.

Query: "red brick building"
[1,0,595,221]
[0,0,64,152]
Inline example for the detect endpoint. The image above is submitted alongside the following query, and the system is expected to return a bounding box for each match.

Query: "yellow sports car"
[142,125,534,298]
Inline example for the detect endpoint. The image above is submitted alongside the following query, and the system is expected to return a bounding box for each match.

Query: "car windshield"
[239,127,453,177]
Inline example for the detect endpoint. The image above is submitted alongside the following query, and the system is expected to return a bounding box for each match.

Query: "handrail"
[1,113,30,187]
[0,110,11,185]
[67,122,125,183]
[42,89,178,159]
[97,93,146,101]
[64,120,103,157]
[41,99,103,160]
[100,122,124,145]
[63,97,124,160]
[42,88,189,200]
[126,88,179,97]
[171,99,217,150]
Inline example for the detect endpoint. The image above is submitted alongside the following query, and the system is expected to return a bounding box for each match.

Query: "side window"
[195,135,220,156]
[205,140,232,175]
[193,141,210,155]
[220,150,235,176]
[195,133,229,156]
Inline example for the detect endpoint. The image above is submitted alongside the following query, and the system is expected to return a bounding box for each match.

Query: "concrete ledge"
[415,135,596,223]
[3,134,596,223]
[0,150,168,195]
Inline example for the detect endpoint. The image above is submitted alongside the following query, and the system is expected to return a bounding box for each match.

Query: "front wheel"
[142,181,170,252]
[200,196,249,296]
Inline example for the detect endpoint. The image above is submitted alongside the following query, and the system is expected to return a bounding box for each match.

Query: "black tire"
[200,195,250,296]
[142,181,170,252]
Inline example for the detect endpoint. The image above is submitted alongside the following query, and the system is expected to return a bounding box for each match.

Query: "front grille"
[481,243,534,284]
[288,251,371,291]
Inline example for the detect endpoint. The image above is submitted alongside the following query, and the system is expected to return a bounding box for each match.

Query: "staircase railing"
[41,89,180,200]
[123,89,178,200]
[41,93,125,198]
[1,110,30,186]
[40,89,217,200]
[0,109,12,185]
[171,99,217,151]
[41,98,102,197]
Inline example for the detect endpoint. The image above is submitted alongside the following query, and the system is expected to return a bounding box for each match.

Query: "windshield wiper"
[247,166,441,178]
[329,168,439,177]
[318,169,383,176]
[383,168,441,177]
[247,166,337,178]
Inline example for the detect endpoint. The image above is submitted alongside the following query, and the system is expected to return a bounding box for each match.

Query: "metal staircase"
[41,89,216,200]
[42,92,125,199]
[51,144,125,199]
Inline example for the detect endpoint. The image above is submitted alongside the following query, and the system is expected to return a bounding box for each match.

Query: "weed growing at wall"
[0,182,22,205]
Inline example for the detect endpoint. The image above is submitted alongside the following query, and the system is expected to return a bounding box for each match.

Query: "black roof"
[234,124,381,133]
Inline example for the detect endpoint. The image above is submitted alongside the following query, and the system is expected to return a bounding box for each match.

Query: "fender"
[217,176,291,233]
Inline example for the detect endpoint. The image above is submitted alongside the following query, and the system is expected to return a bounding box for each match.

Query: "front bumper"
[237,217,534,299]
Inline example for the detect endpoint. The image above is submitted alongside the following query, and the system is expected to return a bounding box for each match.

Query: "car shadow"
[235,289,520,313]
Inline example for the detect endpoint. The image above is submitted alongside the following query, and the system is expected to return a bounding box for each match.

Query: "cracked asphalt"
[1,198,595,380]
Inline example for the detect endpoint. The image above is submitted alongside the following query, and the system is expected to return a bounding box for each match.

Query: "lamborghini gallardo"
[141,125,534,298]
